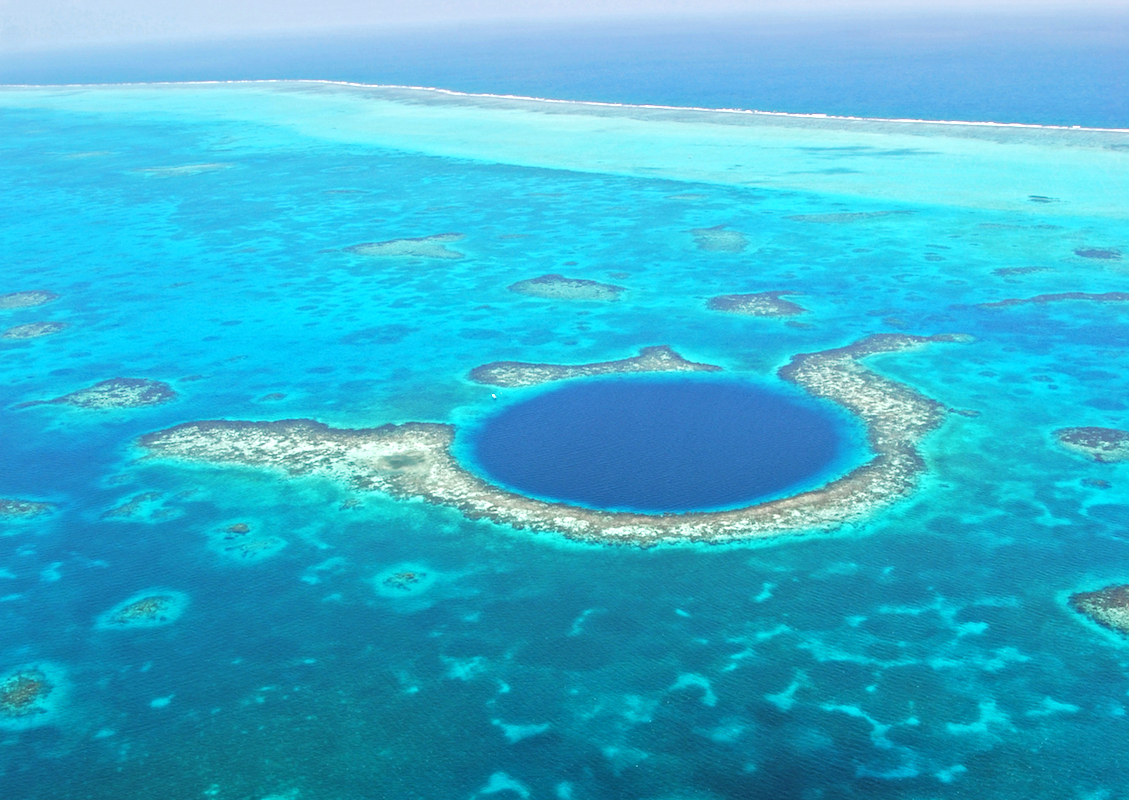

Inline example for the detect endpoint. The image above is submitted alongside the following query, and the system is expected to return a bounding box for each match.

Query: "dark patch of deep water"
[466,377,857,513]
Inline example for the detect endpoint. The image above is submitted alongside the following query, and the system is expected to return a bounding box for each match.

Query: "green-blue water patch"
[462,376,864,513]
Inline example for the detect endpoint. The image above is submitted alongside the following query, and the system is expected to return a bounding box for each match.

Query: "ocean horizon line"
[4,78,1128,135]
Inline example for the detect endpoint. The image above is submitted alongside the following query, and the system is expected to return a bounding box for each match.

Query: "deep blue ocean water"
[0,15,1127,800]
[2,13,1128,127]
[468,378,851,512]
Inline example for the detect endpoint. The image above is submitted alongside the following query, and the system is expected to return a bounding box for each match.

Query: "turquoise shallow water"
[0,82,1128,798]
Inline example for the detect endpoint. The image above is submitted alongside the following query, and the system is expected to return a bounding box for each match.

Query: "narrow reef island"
[139,333,968,545]
[2,321,67,339]
[17,378,176,409]
[1069,585,1129,636]
[508,274,625,301]
[0,291,58,309]
[708,292,808,317]
[469,345,721,388]
[1054,427,1129,463]
[345,233,465,260]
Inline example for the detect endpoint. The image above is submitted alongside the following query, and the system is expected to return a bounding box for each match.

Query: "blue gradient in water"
[3,13,1128,127]
[470,379,849,512]
[1,18,1129,800]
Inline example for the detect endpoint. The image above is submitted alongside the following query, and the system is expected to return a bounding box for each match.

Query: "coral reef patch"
[0,499,54,518]
[990,267,1053,278]
[689,226,748,253]
[1074,248,1122,260]
[707,292,808,317]
[1070,585,1129,635]
[508,274,625,301]
[374,563,437,598]
[2,321,67,339]
[0,664,63,728]
[345,233,465,260]
[139,333,968,545]
[210,522,287,562]
[1054,427,1129,463]
[978,292,1129,309]
[0,291,58,309]
[102,491,167,520]
[18,378,177,410]
[469,345,721,388]
[97,590,189,629]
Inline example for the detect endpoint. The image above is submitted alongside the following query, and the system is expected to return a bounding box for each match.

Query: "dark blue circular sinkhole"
[466,377,856,513]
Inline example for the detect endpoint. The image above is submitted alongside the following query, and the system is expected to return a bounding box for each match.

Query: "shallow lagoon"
[0,81,1127,799]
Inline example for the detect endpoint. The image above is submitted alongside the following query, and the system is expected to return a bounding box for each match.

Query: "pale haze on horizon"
[0,0,1124,51]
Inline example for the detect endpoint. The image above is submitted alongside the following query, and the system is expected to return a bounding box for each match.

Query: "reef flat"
[140,333,965,545]
[18,378,176,410]
[345,233,465,260]
[978,292,1129,309]
[0,291,57,309]
[1055,427,1129,463]
[689,225,747,252]
[1070,585,1129,636]
[2,321,67,339]
[468,345,721,388]
[0,498,53,518]
[508,274,625,301]
[708,292,808,317]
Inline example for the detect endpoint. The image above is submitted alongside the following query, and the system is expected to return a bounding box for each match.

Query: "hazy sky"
[0,0,1121,51]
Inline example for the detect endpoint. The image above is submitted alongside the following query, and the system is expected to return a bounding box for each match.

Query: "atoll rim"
[139,333,969,545]
[469,345,721,389]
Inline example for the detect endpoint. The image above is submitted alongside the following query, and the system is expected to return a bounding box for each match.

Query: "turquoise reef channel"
[464,377,860,513]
